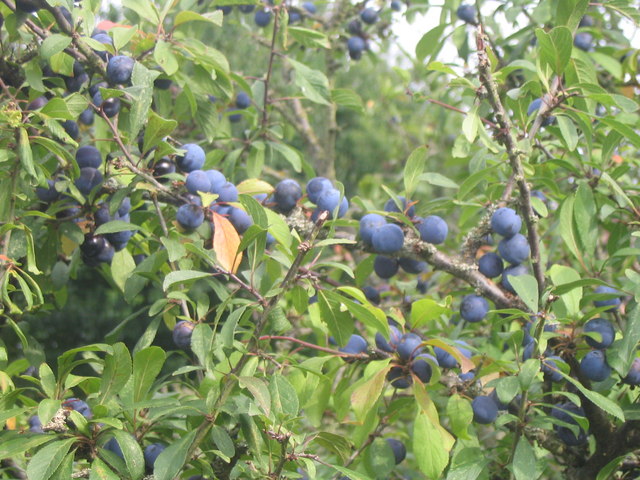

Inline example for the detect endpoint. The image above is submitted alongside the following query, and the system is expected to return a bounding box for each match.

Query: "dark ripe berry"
[391,0,402,11]
[472,396,498,424]
[106,55,135,85]
[104,437,124,459]
[399,257,427,274]
[623,358,640,386]
[144,443,166,471]
[239,4,256,13]
[206,169,226,193]
[374,255,399,279]
[580,350,611,382]
[339,334,368,355]
[316,188,341,213]
[274,179,303,213]
[579,15,594,27]
[91,33,113,60]
[62,120,79,140]
[217,182,239,203]
[62,397,92,419]
[235,92,251,109]
[302,1,316,14]
[371,224,404,254]
[387,366,412,389]
[551,402,587,446]
[434,340,471,368]
[416,215,448,244]
[491,207,522,238]
[456,3,477,24]
[460,294,489,323]
[185,170,212,194]
[384,196,415,218]
[76,145,102,169]
[478,252,503,278]
[386,438,406,464]
[64,72,88,92]
[78,108,94,125]
[501,264,528,294]
[375,325,401,352]
[173,321,195,349]
[288,11,302,23]
[593,286,621,312]
[348,19,362,35]
[27,96,48,110]
[36,179,60,203]
[255,9,271,27]
[574,32,593,51]
[362,285,380,305]
[411,354,435,383]
[81,234,106,257]
[153,158,176,180]
[498,233,530,264]
[92,91,121,117]
[541,356,564,382]
[583,317,615,349]
[228,207,253,233]
[15,0,42,13]
[396,333,423,362]
[347,36,366,60]
[306,177,332,204]
[359,213,386,245]
[360,7,378,24]
[216,6,232,15]
[75,167,103,195]
[176,144,205,172]
[177,204,204,230]
[28,415,44,433]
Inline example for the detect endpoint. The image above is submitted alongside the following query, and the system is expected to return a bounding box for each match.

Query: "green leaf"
[19,128,37,180]
[557,369,624,422]
[413,410,449,479]
[535,27,573,74]
[39,363,57,398]
[132,346,166,403]
[98,343,132,403]
[403,146,427,197]
[174,10,223,27]
[508,274,539,313]
[364,438,396,479]
[351,362,389,422]
[612,304,640,375]
[89,458,121,480]
[153,429,198,480]
[26,438,76,480]
[111,249,136,294]
[411,297,451,329]
[154,40,179,75]
[162,270,211,291]
[331,88,364,111]
[289,26,330,49]
[238,376,271,417]
[269,142,302,172]
[128,62,157,141]
[418,172,459,189]
[573,182,597,258]
[143,112,177,155]
[318,290,354,347]
[40,34,72,60]
[556,115,579,151]
[269,374,299,418]
[416,24,447,62]
[112,430,145,480]
[289,59,331,105]
[512,438,538,480]
[446,394,473,440]
[558,196,583,266]
[211,425,235,458]
[462,104,480,142]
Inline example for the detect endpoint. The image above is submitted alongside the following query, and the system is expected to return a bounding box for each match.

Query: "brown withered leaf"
[212,212,242,273]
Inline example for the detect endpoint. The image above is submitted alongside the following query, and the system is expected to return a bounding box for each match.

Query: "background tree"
[1,0,639,479]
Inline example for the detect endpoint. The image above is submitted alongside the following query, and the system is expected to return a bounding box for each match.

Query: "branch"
[475,27,545,296]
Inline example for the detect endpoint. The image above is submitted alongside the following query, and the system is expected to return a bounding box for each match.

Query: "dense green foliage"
[1,0,640,479]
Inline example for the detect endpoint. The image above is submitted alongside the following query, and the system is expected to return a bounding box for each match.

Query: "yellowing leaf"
[236,178,274,195]
[350,362,390,422]
[212,212,242,273]
[426,339,475,373]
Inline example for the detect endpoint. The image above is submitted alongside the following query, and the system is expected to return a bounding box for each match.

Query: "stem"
[261,6,280,133]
